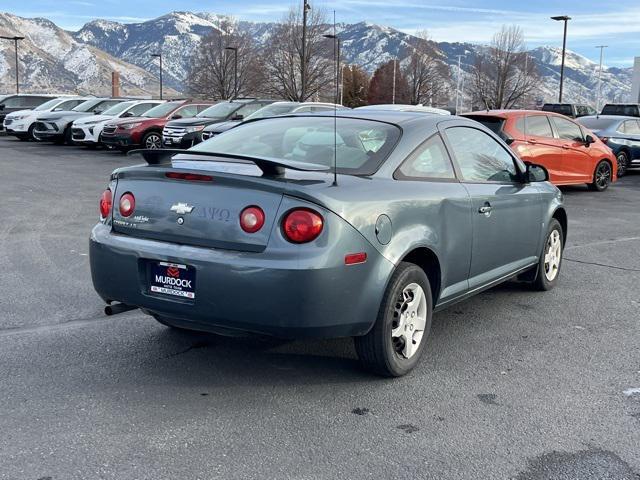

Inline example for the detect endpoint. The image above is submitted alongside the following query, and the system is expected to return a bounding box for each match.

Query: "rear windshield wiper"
[128,148,329,177]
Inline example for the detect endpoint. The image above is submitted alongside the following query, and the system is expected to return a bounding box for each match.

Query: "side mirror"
[231,114,243,121]
[94,110,103,115]
[170,114,182,120]
[525,162,549,183]
[0,104,5,111]
[584,134,595,146]
[122,111,134,118]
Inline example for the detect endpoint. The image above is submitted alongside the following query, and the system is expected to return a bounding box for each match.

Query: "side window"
[1,96,22,108]
[311,106,334,112]
[551,116,583,141]
[626,120,640,135]
[514,117,527,135]
[177,105,199,118]
[95,100,119,112]
[294,106,312,113]
[526,115,554,138]
[127,103,156,116]
[196,104,211,113]
[55,100,82,111]
[236,103,263,118]
[446,127,518,183]
[397,134,455,180]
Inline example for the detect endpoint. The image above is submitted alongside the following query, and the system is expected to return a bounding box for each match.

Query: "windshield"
[102,101,135,116]
[72,99,102,112]
[142,102,179,118]
[245,103,298,121]
[197,102,240,119]
[191,116,401,175]
[601,105,639,116]
[577,117,620,130]
[34,98,64,111]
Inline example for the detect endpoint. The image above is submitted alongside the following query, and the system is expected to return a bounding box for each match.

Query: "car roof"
[464,109,573,119]
[289,109,451,127]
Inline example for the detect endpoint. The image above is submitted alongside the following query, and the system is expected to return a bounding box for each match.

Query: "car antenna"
[332,10,338,187]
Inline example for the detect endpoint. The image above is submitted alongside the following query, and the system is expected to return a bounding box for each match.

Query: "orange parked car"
[464,110,617,191]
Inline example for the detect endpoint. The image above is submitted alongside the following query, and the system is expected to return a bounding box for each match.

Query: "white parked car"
[3,96,88,141]
[71,100,163,147]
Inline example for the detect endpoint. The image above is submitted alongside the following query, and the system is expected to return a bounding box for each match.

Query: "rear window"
[542,104,573,116]
[527,115,554,138]
[601,105,640,117]
[190,116,401,175]
[466,116,505,135]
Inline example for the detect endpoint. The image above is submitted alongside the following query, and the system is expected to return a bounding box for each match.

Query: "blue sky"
[5,0,640,66]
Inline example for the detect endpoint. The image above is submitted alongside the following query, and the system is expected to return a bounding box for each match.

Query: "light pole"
[301,0,311,101]
[225,46,238,100]
[150,52,163,100]
[1,35,25,94]
[455,54,465,115]
[392,58,398,104]
[323,34,341,105]
[551,15,571,102]
[596,45,608,112]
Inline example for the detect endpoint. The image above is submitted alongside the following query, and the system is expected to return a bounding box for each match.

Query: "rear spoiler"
[128,149,329,177]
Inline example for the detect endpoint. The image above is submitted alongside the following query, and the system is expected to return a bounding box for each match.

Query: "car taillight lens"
[282,209,323,243]
[599,137,609,143]
[119,192,135,217]
[240,206,265,233]
[99,189,112,218]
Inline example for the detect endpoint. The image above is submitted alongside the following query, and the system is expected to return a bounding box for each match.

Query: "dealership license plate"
[149,261,196,299]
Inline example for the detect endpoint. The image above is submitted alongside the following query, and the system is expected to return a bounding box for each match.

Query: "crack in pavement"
[564,257,640,273]
[565,236,640,251]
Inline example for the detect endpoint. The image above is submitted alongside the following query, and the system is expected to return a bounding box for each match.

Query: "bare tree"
[471,25,539,110]
[186,19,263,100]
[404,31,451,106]
[262,5,333,101]
[342,64,369,107]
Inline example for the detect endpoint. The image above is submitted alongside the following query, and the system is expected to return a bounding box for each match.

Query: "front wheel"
[589,160,612,191]
[531,219,564,291]
[616,151,629,177]
[142,131,162,149]
[354,262,433,377]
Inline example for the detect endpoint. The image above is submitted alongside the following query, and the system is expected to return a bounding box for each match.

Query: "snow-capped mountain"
[1,11,633,105]
[0,13,175,97]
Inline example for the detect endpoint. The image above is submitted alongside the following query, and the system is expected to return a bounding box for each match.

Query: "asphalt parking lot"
[1,135,639,480]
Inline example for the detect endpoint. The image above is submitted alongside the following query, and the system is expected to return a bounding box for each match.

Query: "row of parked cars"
[1,92,638,188]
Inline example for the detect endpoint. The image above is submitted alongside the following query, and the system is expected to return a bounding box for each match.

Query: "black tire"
[588,160,612,191]
[142,131,162,149]
[354,262,433,377]
[27,124,36,141]
[616,151,629,177]
[531,218,564,291]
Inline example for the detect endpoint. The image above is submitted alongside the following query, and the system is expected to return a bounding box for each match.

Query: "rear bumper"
[90,222,393,339]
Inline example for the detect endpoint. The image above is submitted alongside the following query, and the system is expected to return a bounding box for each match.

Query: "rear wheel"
[616,151,629,177]
[588,160,612,191]
[354,262,433,377]
[531,219,564,291]
[142,131,162,149]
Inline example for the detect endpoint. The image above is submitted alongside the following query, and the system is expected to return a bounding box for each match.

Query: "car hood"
[37,111,94,121]
[5,109,32,119]
[74,114,113,126]
[166,117,224,128]
[203,120,241,133]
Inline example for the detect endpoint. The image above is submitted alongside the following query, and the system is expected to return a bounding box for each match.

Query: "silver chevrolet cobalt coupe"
[90,111,566,376]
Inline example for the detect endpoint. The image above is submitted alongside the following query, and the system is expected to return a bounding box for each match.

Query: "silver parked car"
[90,111,566,377]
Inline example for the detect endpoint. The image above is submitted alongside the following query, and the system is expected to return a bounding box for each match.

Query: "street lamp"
[301,0,311,101]
[323,34,341,105]
[0,35,25,94]
[455,54,465,114]
[551,15,571,102]
[150,52,163,100]
[225,46,238,100]
[596,45,608,112]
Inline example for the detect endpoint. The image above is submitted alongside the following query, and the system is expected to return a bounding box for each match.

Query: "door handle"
[478,203,492,215]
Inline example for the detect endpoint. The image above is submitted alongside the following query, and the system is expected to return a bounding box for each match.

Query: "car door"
[523,114,566,182]
[442,125,543,289]
[394,133,472,303]
[621,120,640,162]
[550,115,593,183]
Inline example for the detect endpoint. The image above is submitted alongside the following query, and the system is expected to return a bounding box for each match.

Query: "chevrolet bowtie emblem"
[170,202,195,215]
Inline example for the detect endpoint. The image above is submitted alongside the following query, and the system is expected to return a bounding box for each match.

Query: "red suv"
[464,110,617,191]
[101,100,213,151]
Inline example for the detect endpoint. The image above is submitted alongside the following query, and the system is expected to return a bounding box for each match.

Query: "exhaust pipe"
[104,302,138,316]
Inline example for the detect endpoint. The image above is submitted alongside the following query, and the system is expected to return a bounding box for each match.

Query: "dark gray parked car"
[90,111,566,376]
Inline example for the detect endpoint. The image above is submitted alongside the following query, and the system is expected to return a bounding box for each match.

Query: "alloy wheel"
[145,134,162,149]
[544,229,562,281]
[391,283,428,359]
[595,162,611,189]
[616,153,628,177]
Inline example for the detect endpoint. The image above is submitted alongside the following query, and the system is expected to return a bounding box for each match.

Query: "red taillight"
[119,192,135,217]
[599,137,609,143]
[165,172,214,182]
[239,206,265,233]
[99,189,112,218]
[282,208,323,243]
